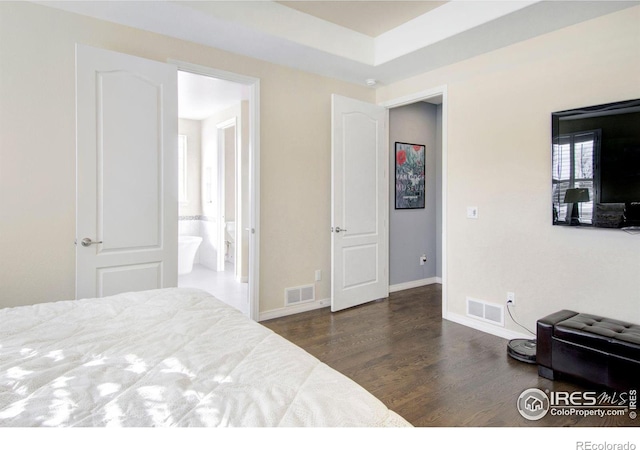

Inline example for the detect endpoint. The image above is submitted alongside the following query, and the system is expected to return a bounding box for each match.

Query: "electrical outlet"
[507,292,515,306]
[420,254,427,266]
[315,269,322,282]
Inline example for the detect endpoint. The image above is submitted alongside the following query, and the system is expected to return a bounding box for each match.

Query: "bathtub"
[178,235,203,275]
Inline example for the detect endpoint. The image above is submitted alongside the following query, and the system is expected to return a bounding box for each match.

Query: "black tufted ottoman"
[537,310,640,391]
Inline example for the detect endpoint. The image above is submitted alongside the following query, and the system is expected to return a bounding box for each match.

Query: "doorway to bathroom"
[176,67,258,318]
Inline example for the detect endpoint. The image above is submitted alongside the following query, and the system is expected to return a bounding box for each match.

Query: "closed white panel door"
[76,44,178,299]
[331,94,388,312]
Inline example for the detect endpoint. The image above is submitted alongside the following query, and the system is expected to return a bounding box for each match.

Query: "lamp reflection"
[564,187,590,226]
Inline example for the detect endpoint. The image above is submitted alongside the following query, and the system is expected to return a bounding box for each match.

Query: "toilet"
[178,235,202,275]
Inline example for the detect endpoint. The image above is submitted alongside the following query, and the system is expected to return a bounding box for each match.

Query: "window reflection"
[552,131,598,225]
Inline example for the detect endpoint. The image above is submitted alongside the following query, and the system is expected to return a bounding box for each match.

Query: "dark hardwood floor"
[263,285,637,427]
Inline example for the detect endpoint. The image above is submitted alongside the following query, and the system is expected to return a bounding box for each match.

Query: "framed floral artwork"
[395,142,425,209]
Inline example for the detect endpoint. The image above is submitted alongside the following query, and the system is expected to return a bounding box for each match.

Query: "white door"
[76,44,178,299]
[331,94,388,312]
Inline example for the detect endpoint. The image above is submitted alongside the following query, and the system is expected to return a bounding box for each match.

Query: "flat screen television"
[551,98,640,230]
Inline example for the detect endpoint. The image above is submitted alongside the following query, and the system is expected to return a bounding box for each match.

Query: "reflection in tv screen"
[551,98,640,229]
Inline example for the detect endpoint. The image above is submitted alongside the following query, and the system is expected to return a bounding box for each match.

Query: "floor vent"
[285,284,315,306]
[466,297,504,326]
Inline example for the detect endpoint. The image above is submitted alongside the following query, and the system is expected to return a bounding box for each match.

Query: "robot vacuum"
[507,338,537,364]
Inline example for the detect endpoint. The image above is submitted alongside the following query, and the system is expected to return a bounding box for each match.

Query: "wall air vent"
[466,297,504,326]
[285,284,315,306]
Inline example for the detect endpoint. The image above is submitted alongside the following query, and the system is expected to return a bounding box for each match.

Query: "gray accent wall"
[389,102,442,286]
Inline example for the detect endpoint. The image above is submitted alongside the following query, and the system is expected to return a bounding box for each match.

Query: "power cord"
[507,302,536,336]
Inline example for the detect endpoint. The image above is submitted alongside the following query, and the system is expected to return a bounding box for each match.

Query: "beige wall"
[3,1,637,327]
[0,2,374,311]
[378,6,640,331]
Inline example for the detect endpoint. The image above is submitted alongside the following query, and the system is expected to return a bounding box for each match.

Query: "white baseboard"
[259,298,330,322]
[444,311,534,341]
[258,290,535,343]
[259,278,441,321]
[389,277,442,293]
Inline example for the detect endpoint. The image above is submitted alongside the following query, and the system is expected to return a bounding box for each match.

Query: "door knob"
[334,227,347,233]
[80,238,103,247]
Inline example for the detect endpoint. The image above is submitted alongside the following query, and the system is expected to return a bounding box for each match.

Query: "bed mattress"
[0,288,410,427]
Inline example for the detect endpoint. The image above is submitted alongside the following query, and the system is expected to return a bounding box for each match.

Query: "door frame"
[171,60,261,321]
[380,85,448,319]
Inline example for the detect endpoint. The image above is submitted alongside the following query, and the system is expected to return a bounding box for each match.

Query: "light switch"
[467,206,478,219]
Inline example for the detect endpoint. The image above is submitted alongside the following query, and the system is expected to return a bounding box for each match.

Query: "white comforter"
[0,288,410,427]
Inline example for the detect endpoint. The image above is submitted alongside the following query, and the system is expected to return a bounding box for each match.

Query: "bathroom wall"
[200,103,246,271]
[178,119,203,265]
[178,119,202,217]
[224,125,237,264]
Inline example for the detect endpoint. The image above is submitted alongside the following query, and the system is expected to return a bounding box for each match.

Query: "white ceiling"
[277,1,449,37]
[39,1,638,87]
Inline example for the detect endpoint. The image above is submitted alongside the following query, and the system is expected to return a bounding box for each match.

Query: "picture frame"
[395,142,425,209]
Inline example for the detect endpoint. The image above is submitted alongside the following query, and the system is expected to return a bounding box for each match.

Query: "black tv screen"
[551,98,640,229]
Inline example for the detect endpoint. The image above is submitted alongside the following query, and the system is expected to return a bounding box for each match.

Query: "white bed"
[0,288,411,427]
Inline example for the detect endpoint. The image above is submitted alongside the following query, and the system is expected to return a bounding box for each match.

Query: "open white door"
[331,94,388,312]
[76,44,178,299]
